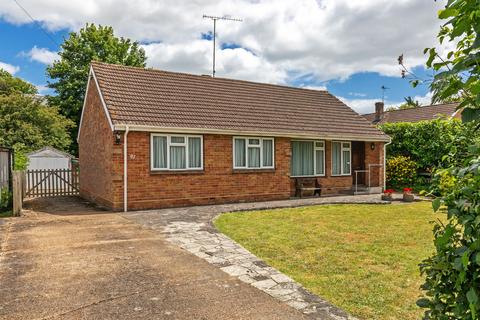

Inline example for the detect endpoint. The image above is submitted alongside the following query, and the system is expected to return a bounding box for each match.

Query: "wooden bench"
[295,178,321,198]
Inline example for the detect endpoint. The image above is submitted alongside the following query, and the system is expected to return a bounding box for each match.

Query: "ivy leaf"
[432,198,441,212]
[416,298,431,308]
[476,253,480,265]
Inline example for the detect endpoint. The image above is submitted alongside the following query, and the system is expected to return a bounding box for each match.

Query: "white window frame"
[150,134,203,171]
[331,141,351,176]
[233,137,275,170]
[290,140,326,178]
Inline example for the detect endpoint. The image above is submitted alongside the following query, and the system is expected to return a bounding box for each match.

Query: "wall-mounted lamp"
[114,131,122,145]
[370,142,376,151]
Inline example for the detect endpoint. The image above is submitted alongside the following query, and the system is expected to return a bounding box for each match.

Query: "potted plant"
[382,189,394,201]
[403,188,414,202]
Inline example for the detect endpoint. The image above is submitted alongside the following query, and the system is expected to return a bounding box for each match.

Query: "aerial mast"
[203,14,242,77]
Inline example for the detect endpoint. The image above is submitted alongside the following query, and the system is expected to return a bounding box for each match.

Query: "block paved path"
[0,197,308,320]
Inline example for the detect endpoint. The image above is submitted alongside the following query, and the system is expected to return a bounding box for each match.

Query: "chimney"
[374,102,384,122]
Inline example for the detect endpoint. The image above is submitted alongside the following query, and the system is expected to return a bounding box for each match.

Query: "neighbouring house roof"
[27,146,73,159]
[363,103,460,125]
[87,62,389,141]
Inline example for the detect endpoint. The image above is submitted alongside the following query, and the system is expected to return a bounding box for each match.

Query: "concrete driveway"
[0,197,306,320]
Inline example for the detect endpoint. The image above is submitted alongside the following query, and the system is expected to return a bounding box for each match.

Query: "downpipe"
[384,138,392,191]
[123,125,129,212]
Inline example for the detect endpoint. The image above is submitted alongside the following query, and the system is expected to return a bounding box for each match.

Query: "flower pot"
[382,194,393,201]
[403,193,414,202]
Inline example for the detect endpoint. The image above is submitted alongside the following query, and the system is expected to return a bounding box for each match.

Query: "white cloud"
[0,0,447,83]
[23,46,59,65]
[0,61,20,74]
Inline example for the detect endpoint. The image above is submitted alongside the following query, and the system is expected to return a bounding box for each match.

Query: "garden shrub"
[386,155,417,188]
[418,143,480,319]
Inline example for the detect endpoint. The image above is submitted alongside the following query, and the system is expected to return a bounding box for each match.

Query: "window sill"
[290,175,326,178]
[330,174,352,177]
[233,168,276,174]
[150,170,204,175]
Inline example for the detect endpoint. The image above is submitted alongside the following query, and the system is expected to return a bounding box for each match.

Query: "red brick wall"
[110,133,292,210]
[106,133,385,210]
[78,78,115,208]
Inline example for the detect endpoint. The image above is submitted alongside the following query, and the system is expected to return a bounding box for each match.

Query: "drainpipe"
[123,125,130,212]
[383,138,392,191]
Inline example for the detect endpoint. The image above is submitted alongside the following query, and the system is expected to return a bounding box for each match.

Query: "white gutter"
[113,124,390,143]
[123,125,130,212]
[383,138,392,190]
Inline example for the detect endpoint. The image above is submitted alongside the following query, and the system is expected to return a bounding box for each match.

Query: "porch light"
[114,131,122,145]
[370,142,376,150]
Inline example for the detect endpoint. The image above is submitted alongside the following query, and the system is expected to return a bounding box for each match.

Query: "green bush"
[419,143,480,319]
[386,155,417,188]
[0,187,12,212]
[380,119,479,173]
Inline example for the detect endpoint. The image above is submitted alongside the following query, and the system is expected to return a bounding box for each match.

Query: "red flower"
[403,188,412,193]
[384,189,395,194]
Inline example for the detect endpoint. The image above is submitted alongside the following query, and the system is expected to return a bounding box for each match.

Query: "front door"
[351,141,365,184]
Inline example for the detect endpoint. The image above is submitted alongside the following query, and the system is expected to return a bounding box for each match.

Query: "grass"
[214,202,440,320]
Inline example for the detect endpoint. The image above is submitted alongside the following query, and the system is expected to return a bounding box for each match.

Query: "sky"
[0,0,448,114]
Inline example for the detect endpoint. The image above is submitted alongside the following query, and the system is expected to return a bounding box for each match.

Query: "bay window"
[332,141,351,175]
[233,137,274,169]
[151,134,203,170]
[291,140,325,177]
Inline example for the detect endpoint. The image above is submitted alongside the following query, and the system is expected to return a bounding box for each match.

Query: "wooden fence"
[24,168,79,198]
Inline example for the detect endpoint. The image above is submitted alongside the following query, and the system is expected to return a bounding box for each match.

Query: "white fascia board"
[77,66,114,142]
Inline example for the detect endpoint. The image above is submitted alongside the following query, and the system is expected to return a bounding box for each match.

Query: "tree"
[0,69,37,95]
[0,94,74,168]
[47,23,147,151]
[416,1,480,319]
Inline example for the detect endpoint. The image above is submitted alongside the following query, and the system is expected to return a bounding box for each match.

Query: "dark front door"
[351,141,365,184]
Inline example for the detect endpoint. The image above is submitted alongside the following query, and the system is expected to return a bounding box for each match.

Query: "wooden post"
[12,171,23,216]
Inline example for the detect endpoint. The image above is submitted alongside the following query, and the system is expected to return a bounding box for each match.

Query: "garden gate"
[24,168,79,198]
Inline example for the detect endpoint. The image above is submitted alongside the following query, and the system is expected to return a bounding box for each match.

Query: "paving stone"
[271,273,295,283]
[251,279,277,290]
[220,265,249,276]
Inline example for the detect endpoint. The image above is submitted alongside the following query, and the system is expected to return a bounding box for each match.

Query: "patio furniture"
[295,178,321,198]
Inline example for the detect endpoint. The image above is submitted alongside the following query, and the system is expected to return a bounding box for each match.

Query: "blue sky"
[0,0,443,114]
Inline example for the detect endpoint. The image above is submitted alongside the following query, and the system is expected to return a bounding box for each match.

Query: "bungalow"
[78,62,390,211]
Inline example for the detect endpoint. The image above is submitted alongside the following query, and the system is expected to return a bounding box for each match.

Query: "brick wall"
[106,133,385,210]
[78,77,115,208]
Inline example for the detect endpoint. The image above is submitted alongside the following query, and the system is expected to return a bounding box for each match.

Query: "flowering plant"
[403,188,413,193]
[384,189,395,194]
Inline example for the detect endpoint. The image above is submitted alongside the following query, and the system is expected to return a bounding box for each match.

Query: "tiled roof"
[363,103,460,124]
[91,62,389,141]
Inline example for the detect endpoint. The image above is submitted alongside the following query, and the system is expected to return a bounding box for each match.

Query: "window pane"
[332,142,341,175]
[248,147,260,168]
[262,140,273,167]
[291,141,314,176]
[315,149,324,175]
[343,142,350,149]
[170,146,186,169]
[249,139,260,145]
[152,136,167,168]
[188,137,201,168]
[234,139,246,167]
[343,150,351,174]
[315,141,324,148]
[171,136,185,144]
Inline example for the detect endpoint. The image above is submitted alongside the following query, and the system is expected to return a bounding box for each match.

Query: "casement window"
[331,141,351,176]
[151,134,203,170]
[233,137,274,169]
[291,140,325,177]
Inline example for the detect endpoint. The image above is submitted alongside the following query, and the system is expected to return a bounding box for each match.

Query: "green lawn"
[214,202,439,320]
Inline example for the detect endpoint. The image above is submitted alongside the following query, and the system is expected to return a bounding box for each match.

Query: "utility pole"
[203,14,242,77]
